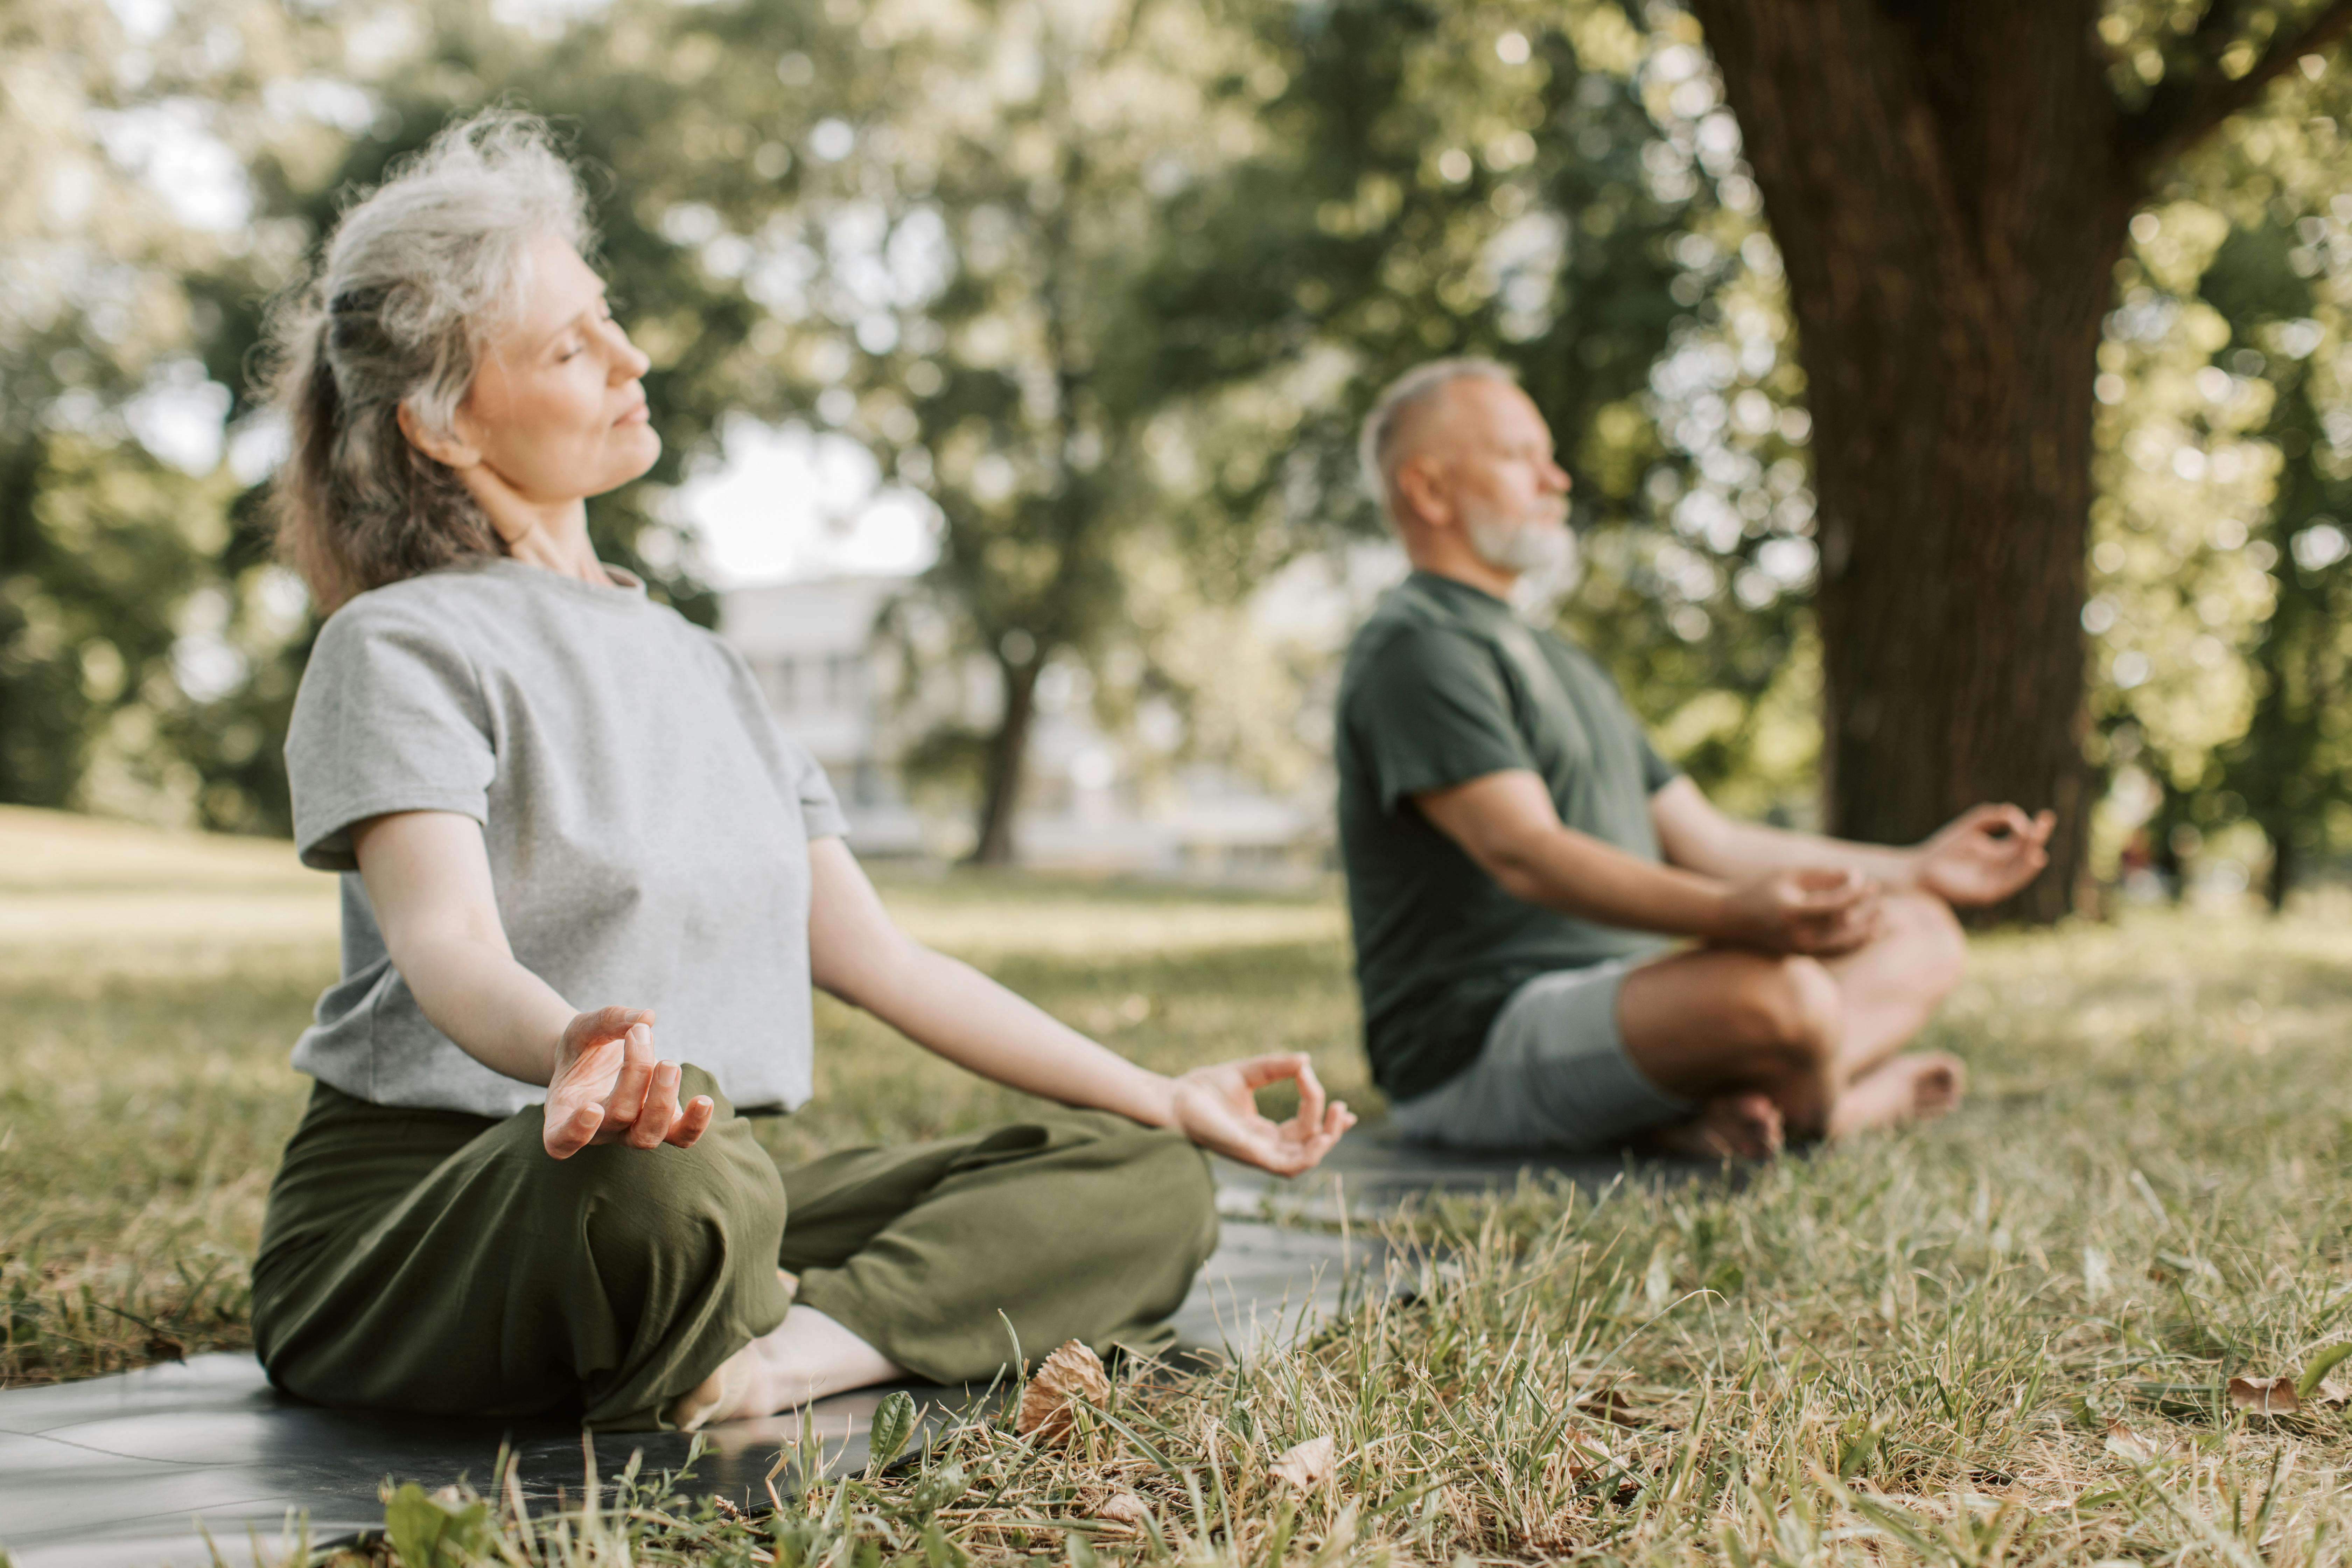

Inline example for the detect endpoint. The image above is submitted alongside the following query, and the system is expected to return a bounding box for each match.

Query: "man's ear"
[1393,453,1454,533]
[395,400,482,469]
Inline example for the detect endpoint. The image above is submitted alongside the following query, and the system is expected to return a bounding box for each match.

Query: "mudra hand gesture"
[1170,1052,1355,1176]
[545,1005,716,1158]
[1914,804,2056,907]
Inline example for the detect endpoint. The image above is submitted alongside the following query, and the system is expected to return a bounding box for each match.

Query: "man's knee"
[1887,892,1968,1000]
[1729,955,1841,1074]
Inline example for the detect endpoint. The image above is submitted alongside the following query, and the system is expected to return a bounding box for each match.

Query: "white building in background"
[717,551,1405,875]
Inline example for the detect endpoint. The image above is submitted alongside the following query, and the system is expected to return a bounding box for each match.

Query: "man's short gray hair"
[261,108,594,611]
[1357,357,1519,523]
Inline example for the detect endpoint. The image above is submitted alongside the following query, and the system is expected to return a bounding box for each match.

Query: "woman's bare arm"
[350,810,712,1156]
[804,836,1353,1175]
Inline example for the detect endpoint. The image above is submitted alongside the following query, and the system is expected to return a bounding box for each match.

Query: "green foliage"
[2087,57,2352,901]
[14,0,2352,865]
[866,1388,918,1477]
[383,1481,495,1568]
[5,0,1832,845]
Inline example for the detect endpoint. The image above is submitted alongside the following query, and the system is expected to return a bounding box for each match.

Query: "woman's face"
[448,233,659,503]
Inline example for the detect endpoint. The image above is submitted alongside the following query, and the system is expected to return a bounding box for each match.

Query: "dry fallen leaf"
[1269,1434,1336,1489]
[1015,1340,1112,1443]
[1097,1492,1149,1531]
[1574,1388,1652,1428]
[2228,1376,2302,1416]
[2315,1375,2352,1407]
[2105,1418,2157,1462]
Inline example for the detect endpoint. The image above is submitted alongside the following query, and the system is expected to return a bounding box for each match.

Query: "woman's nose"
[606,321,651,381]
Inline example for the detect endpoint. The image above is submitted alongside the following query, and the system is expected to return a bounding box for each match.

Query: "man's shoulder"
[1346,579,1503,670]
[1337,587,1516,747]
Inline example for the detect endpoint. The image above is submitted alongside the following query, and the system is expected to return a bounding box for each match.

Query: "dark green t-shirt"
[1335,571,1680,1103]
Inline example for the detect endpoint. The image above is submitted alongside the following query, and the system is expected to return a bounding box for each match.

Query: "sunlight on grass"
[7,808,2352,1562]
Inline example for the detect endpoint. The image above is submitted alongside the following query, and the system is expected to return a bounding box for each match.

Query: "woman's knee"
[561,1126,787,1279]
[1099,1126,1219,1268]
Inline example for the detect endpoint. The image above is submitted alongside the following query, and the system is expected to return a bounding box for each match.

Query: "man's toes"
[1911,1053,1967,1118]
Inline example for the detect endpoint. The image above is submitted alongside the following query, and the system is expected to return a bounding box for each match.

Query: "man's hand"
[1719,867,1882,955]
[544,1005,716,1158]
[1169,1053,1354,1176]
[1913,804,2054,908]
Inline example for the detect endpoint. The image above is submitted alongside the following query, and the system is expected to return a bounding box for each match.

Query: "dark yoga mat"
[1211,1122,1721,1223]
[0,1223,1396,1568]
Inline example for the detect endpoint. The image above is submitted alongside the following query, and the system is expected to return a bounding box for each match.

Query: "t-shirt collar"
[473,554,650,607]
[1407,568,1515,618]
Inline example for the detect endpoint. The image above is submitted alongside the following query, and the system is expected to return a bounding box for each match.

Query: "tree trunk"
[1691,0,2136,920]
[968,653,1043,865]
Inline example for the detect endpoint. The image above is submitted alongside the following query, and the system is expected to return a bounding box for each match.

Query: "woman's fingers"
[1287,1056,1328,1134]
[1229,1051,1312,1090]
[628,1059,684,1149]
[667,1094,716,1149]
[603,1022,659,1134]
[544,1098,604,1159]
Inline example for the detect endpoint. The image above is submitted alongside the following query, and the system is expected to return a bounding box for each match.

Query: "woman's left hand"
[1170,1053,1355,1176]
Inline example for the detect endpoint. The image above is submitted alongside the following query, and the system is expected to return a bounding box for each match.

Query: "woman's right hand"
[543,1005,716,1158]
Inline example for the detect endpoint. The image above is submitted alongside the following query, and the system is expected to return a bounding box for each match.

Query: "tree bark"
[1692,0,2136,919]
[969,653,1043,865]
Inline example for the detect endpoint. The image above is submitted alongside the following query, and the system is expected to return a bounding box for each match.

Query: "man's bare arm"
[1415,770,1878,954]
[1649,777,2056,908]
[1649,777,1919,886]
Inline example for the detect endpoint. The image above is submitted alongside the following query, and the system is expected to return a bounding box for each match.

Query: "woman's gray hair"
[261,108,593,612]
[1357,357,1518,524]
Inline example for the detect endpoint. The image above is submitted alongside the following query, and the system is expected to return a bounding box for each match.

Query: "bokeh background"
[8,0,2352,917]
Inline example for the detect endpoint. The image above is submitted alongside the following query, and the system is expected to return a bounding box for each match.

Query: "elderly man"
[1336,359,2053,1157]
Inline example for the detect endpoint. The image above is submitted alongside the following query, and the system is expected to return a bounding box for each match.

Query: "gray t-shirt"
[284,557,847,1118]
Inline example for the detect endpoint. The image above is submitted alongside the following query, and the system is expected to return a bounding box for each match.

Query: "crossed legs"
[1620,890,1970,1156]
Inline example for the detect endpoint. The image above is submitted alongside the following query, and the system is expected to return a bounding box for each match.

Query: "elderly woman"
[249,111,1352,1433]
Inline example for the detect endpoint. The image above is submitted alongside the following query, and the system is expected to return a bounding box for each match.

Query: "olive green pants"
[250,1068,1218,1430]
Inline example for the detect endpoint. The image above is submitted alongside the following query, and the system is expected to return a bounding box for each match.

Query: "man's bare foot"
[1642,1092,1785,1161]
[1826,1051,1967,1139]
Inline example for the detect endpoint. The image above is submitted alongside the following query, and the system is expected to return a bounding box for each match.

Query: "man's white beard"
[1464,503,1577,579]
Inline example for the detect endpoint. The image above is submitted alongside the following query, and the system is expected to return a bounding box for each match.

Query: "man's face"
[1427,379,1573,574]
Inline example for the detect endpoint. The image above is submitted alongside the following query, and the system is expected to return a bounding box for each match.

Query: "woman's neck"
[499,499,608,585]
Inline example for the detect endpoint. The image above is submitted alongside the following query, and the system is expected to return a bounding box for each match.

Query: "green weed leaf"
[908,1462,970,1516]
[922,1517,968,1568]
[382,1482,492,1568]
[868,1389,917,1476]
[2298,1342,2352,1399]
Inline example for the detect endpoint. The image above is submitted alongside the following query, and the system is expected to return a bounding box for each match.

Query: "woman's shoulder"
[323,560,510,633]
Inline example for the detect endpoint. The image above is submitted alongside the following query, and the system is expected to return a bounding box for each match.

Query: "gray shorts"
[1388,960,1694,1152]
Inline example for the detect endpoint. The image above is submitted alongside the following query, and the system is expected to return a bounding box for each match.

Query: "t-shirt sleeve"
[1348,626,1535,812]
[707,638,850,839]
[781,740,849,840]
[1637,728,1681,794]
[285,604,496,872]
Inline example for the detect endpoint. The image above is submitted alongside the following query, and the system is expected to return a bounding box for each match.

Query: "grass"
[9,805,2352,1562]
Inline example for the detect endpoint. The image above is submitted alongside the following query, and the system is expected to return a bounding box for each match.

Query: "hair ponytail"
[255,108,591,615]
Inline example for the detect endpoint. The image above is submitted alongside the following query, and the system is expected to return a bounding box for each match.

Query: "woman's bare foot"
[665,1297,906,1431]
[1826,1051,1966,1139]
[1642,1092,1785,1161]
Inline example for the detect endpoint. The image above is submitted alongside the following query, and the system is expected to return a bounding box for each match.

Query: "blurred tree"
[0,0,330,829]
[1687,0,2352,920]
